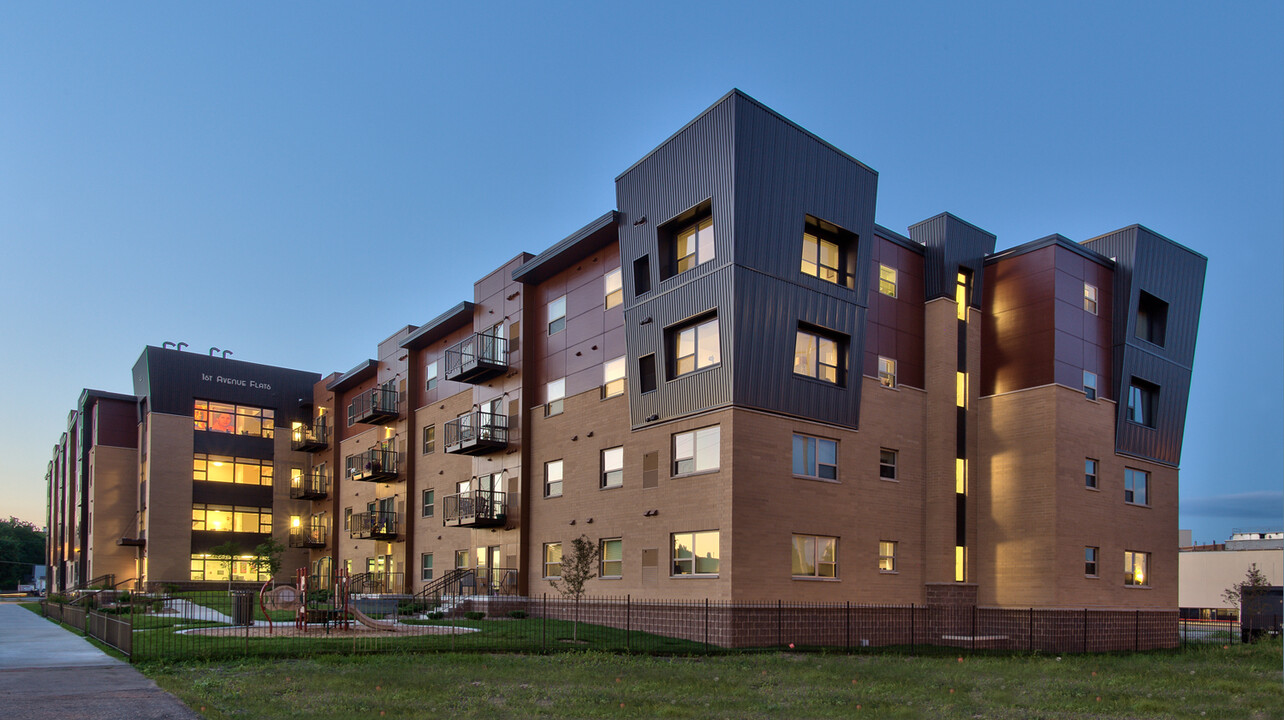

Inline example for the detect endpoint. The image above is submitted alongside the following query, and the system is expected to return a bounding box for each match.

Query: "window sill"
[672,363,722,382]
[878,383,898,391]
[792,474,840,484]
[1086,575,1099,579]
[599,576,621,581]
[1085,486,1099,492]
[1125,584,1151,590]
[672,469,720,480]
[671,574,719,579]
[600,485,622,491]
[601,391,625,401]
[1124,501,1150,509]
[879,570,899,575]
[880,476,899,483]
[792,373,844,389]
[792,576,840,582]
[544,494,562,500]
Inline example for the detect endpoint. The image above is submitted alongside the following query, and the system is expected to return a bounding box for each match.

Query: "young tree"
[252,537,285,587]
[548,534,599,642]
[1222,563,1271,608]
[208,540,242,593]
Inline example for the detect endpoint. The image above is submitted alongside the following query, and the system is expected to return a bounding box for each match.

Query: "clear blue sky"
[2,3,1280,544]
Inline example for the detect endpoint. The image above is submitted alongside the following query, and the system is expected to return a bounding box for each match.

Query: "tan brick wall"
[142,413,194,584]
[923,298,961,585]
[87,445,140,584]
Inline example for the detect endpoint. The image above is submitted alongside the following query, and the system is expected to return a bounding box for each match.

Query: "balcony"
[442,489,507,528]
[290,470,329,500]
[346,448,400,483]
[290,421,329,452]
[348,387,399,426]
[350,511,398,541]
[444,411,508,456]
[289,524,327,549]
[444,331,509,384]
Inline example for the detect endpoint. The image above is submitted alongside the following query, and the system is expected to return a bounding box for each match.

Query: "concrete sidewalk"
[0,601,201,720]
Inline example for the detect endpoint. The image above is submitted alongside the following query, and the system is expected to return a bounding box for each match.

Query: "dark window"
[1136,291,1168,347]
[639,354,657,393]
[633,255,652,296]
[792,435,837,480]
[1127,379,1159,428]
[1125,468,1149,505]
[1085,458,1098,489]
[879,449,897,480]
[1085,547,1098,576]
[422,425,435,454]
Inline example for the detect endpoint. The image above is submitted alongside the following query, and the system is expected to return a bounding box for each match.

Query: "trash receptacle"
[232,591,254,626]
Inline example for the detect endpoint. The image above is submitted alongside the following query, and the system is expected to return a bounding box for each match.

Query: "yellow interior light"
[955,546,965,582]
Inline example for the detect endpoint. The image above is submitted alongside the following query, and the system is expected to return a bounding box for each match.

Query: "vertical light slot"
[956,458,967,494]
[956,372,967,408]
[955,546,965,582]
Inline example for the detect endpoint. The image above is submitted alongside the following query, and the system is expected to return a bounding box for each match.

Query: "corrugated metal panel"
[909,213,996,307]
[132,346,321,423]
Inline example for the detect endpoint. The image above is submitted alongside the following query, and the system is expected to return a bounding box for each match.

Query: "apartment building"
[48,90,1205,610]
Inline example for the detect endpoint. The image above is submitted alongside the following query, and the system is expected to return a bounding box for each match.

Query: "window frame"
[422,424,435,454]
[1085,546,1099,577]
[878,264,897,297]
[1124,550,1149,586]
[1127,379,1158,428]
[1084,283,1098,315]
[421,552,434,582]
[672,315,720,378]
[543,542,563,578]
[1124,467,1149,506]
[794,327,843,385]
[791,534,838,579]
[879,449,898,481]
[545,378,565,417]
[801,228,842,285]
[600,538,623,578]
[879,540,897,573]
[602,356,626,399]
[792,434,838,481]
[1085,458,1098,490]
[672,426,720,476]
[604,267,623,309]
[878,356,897,388]
[425,361,438,391]
[548,295,567,335]
[544,459,564,498]
[671,530,719,577]
[601,446,624,489]
[1083,371,1098,401]
[194,400,275,439]
[421,489,434,518]
[454,549,468,570]
[674,216,715,275]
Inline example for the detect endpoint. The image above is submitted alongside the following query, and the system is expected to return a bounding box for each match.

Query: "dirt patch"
[182,623,479,638]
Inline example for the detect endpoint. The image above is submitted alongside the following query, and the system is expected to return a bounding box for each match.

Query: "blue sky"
[2,3,1280,544]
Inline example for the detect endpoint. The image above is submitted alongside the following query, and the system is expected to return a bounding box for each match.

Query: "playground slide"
[349,605,397,631]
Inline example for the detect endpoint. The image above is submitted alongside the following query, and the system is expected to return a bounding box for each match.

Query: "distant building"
[1179,529,1284,618]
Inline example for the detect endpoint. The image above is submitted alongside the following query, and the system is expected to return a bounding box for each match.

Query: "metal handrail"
[444,411,508,447]
[443,489,507,524]
[444,331,508,378]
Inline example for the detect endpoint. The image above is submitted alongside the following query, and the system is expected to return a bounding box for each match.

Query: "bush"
[427,611,445,620]
[464,611,486,621]
[118,591,132,603]
[397,601,428,615]
[151,599,166,613]
[508,610,528,619]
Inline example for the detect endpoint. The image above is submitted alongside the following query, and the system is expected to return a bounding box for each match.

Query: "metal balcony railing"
[443,331,508,384]
[290,421,329,451]
[290,470,329,500]
[288,524,327,548]
[346,448,400,483]
[442,489,507,528]
[444,411,508,456]
[347,387,399,426]
[349,511,398,540]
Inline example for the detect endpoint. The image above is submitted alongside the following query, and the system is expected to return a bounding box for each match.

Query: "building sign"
[201,373,272,391]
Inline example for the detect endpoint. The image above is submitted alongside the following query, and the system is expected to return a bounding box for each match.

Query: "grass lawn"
[142,639,1282,719]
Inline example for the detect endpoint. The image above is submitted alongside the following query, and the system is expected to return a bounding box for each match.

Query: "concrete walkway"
[0,601,200,719]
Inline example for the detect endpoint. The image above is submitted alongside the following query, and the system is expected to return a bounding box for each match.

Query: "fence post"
[1082,608,1088,653]
[704,598,709,652]
[1135,609,1139,652]
[626,595,631,652]
[846,601,851,652]
[777,599,782,648]
[1029,608,1033,652]
[542,593,547,651]
[910,603,915,653]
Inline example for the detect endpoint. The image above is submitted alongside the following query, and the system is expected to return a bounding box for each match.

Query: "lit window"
[425,361,438,391]
[1124,550,1148,586]
[421,489,434,518]
[193,454,273,486]
[1083,371,1098,401]
[792,534,837,578]
[601,447,624,489]
[190,553,268,582]
[794,329,841,384]
[673,426,720,475]
[802,230,841,284]
[878,357,897,388]
[191,504,272,534]
[792,435,837,480]
[879,541,897,572]
[957,371,967,407]
[1127,379,1158,427]
[1085,547,1098,577]
[194,400,275,438]
[548,295,566,335]
[879,264,897,297]
[675,217,715,274]
[1085,459,1098,489]
[1084,283,1098,315]
[1125,468,1149,505]
[543,543,562,578]
[603,356,626,398]
[604,268,623,309]
[879,449,897,481]
[956,271,970,321]
[545,378,565,417]
[544,459,563,498]
[421,553,434,582]
[344,508,351,532]
[674,317,720,376]
[600,538,622,577]
[672,530,719,575]
[422,424,435,454]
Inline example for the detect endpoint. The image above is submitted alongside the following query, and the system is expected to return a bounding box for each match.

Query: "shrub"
[508,610,528,619]
[427,611,445,620]
[118,591,132,603]
[464,611,486,621]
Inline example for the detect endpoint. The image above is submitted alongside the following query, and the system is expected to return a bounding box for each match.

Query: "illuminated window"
[956,458,967,493]
[193,454,273,486]
[675,217,715,274]
[878,357,896,388]
[194,400,274,438]
[425,361,438,391]
[880,449,898,481]
[602,356,626,398]
[422,425,435,454]
[543,542,562,578]
[956,271,970,321]
[792,534,837,578]
[544,459,563,498]
[545,378,565,417]
[190,553,268,582]
[548,295,566,335]
[879,541,897,572]
[421,553,433,582]
[191,504,272,534]
[600,538,623,577]
[1085,547,1099,577]
[802,230,841,284]
[604,267,623,309]
[879,264,897,297]
[955,546,966,582]
[672,530,719,576]
[1083,371,1098,401]
[794,329,841,384]
[1085,459,1098,489]
[1084,283,1098,315]
[673,316,720,377]
[792,434,837,480]
[673,426,720,475]
[1124,550,1148,586]
[1125,468,1149,505]
[957,371,967,407]
[421,489,434,518]
[601,446,624,489]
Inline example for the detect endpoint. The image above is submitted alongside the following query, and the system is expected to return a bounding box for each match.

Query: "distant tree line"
[0,518,45,589]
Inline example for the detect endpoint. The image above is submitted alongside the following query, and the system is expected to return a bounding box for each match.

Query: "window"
[545,378,565,417]
[190,553,268,582]
[344,507,352,532]
[601,446,624,489]
[1136,291,1168,347]
[792,534,837,578]
[600,538,622,577]
[671,531,719,576]
[455,550,468,570]
[1127,379,1158,427]
[878,357,896,388]
[421,489,434,518]
[548,295,566,335]
[801,229,841,284]
[879,449,897,481]
[879,541,897,572]
[792,434,837,480]
[194,400,275,438]
[191,504,273,534]
[422,424,435,454]
[425,361,438,391]
[639,354,657,393]
[421,553,434,582]
[544,459,563,498]
[794,329,841,384]
[675,217,715,274]
[543,542,563,578]
[879,264,897,297]
[1085,459,1098,489]
[1125,468,1149,505]
[673,316,720,376]
[633,255,652,295]
[193,454,273,486]
[1083,371,1098,401]
[1124,550,1149,586]
[1084,283,1098,314]
[1085,547,1098,577]
[673,426,720,475]
[603,356,626,398]
[604,267,623,309]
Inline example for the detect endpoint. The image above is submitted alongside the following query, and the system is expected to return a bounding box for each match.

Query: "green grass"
[174,591,295,622]
[141,639,1283,719]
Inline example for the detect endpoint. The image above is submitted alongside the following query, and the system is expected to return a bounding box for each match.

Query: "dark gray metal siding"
[1082,226,1206,466]
[909,213,996,308]
[130,346,321,425]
